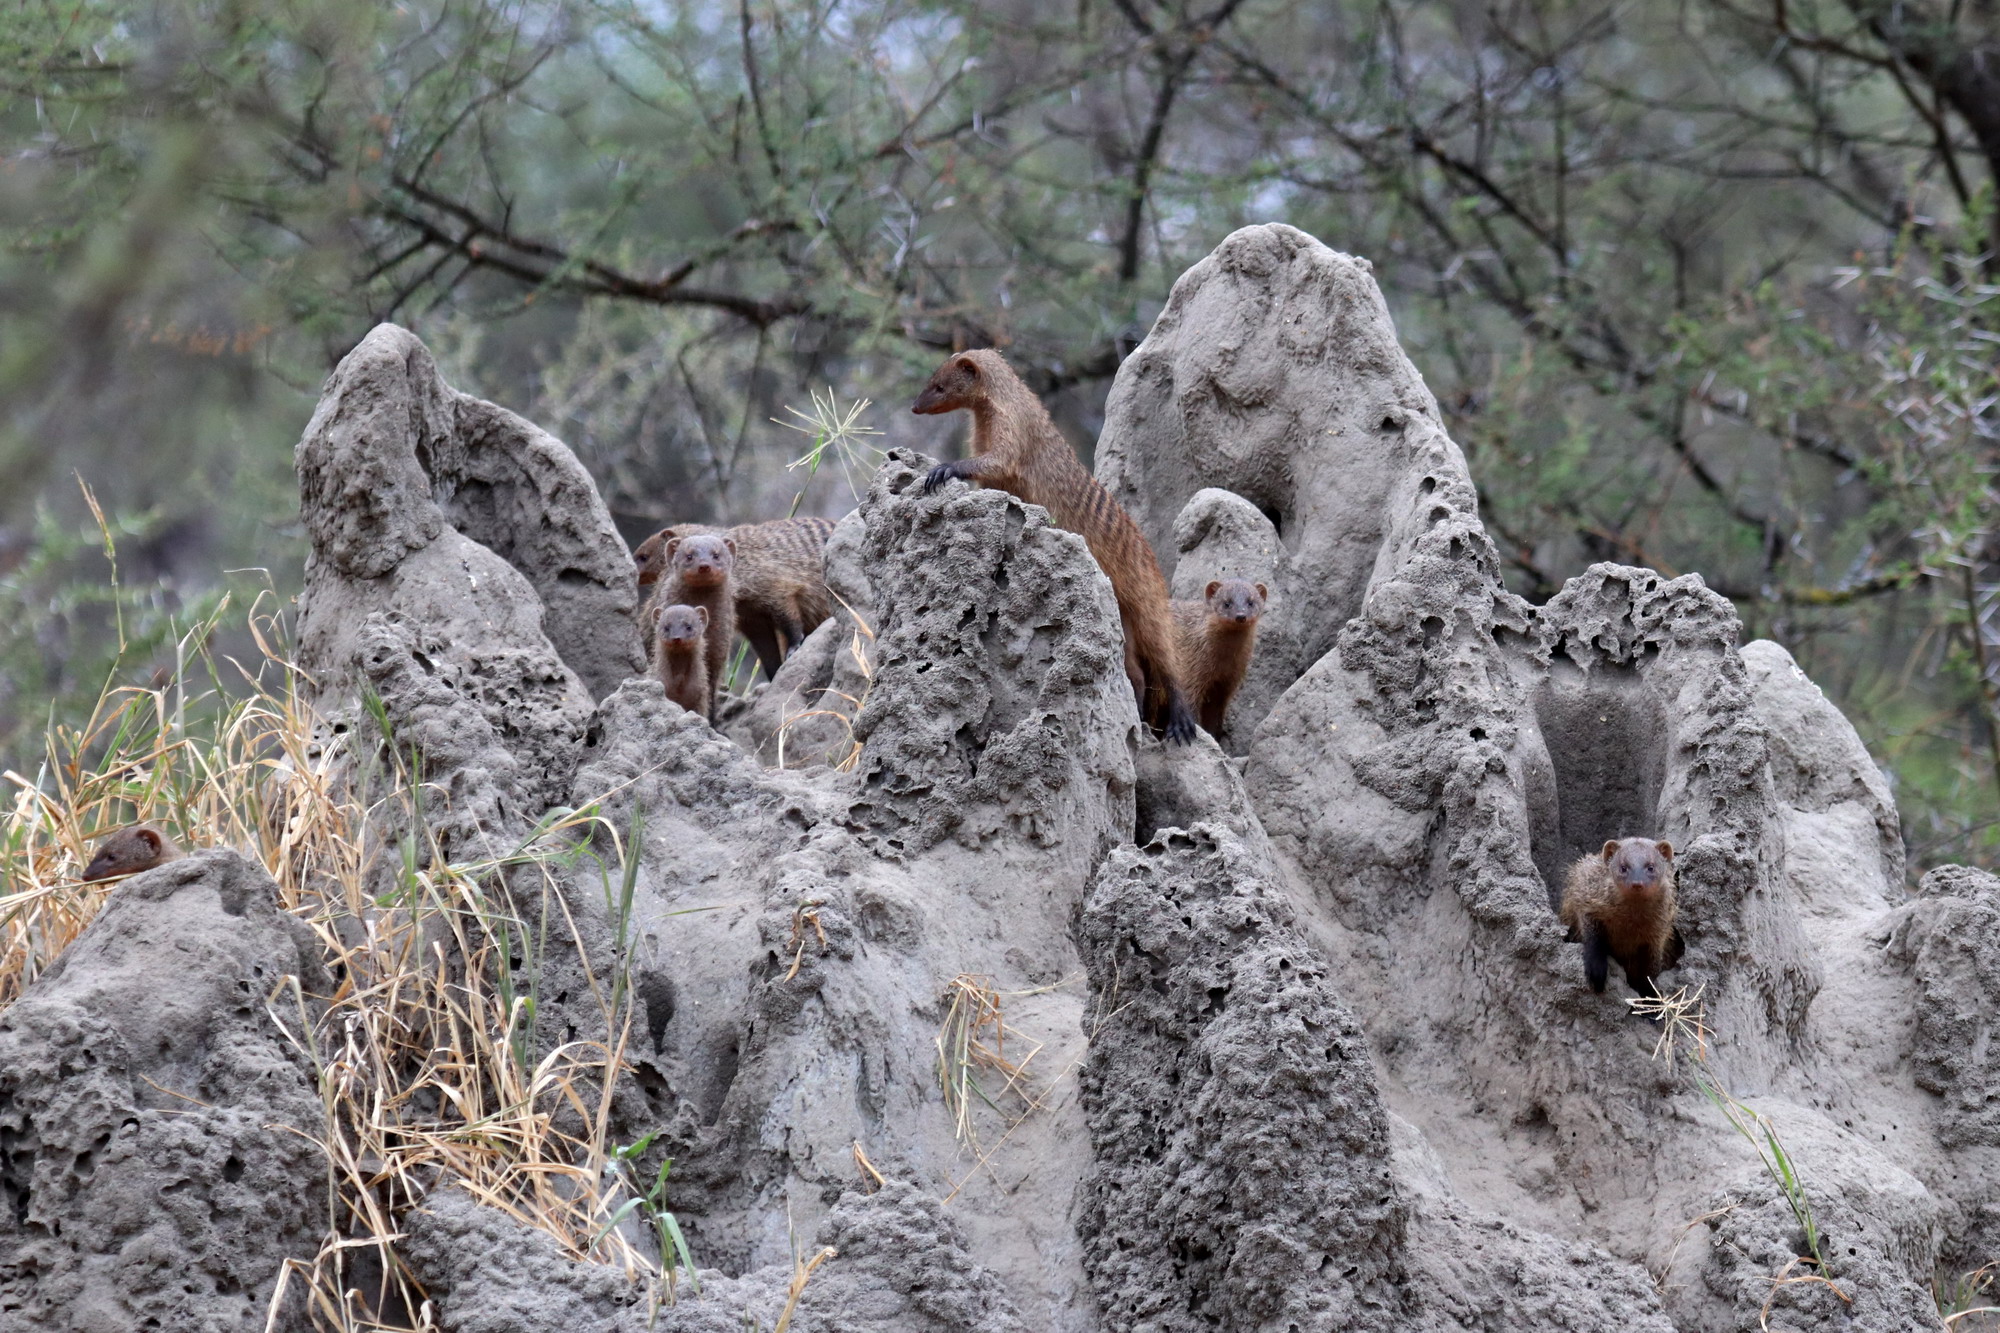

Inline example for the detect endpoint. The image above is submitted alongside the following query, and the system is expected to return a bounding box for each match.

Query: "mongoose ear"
[1656,841,1674,860]
[664,537,682,559]
[646,604,662,628]
[135,828,160,853]
[724,537,737,555]
[954,354,980,375]
[1205,580,1221,599]
[1254,583,1268,599]
[1601,840,1620,862]
[695,606,709,628]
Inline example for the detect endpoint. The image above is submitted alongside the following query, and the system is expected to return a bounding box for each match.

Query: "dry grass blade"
[1757,1254,1852,1330]
[851,1140,886,1192]
[770,1244,837,1333]
[784,900,828,981]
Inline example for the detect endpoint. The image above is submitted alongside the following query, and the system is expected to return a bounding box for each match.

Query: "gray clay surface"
[3,227,1990,1332]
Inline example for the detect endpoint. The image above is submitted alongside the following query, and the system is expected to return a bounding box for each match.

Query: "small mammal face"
[634,529,673,588]
[911,353,986,415]
[669,534,735,587]
[654,603,709,652]
[81,824,182,882]
[1205,579,1268,625]
[1602,837,1673,895]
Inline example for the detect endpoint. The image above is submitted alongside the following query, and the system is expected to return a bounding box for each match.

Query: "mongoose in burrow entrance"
[1560,837,1681,999]
[912,349,1197,744]
[1170,578,1267,737]
[81,824,184,881]
[651,602,713,720]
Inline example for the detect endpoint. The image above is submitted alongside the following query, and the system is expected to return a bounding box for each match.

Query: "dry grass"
[0,589,686,1331]
[934,973,1044,1155]
[773,592,875,772]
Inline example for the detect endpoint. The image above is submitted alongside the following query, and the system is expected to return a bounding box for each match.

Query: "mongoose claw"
[922,462,957,495]
[1163,701,1199,746]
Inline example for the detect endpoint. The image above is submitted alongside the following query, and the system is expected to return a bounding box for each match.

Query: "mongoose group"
[631,348,1267,746]
[79,349,1685,1003]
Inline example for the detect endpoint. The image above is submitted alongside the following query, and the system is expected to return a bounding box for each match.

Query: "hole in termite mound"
[1528,661,1669,910]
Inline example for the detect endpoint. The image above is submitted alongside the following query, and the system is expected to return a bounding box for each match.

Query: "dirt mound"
[4,232,1990,1331]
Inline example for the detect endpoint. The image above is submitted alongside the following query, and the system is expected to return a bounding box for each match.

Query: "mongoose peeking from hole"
[912,349,1197,744]
[634,517,835,677]
[82,824,184,881]
[1561,837,1682,1001]
[651,603,712,719]
[1171,579,1267,737]
[655,534,736,718]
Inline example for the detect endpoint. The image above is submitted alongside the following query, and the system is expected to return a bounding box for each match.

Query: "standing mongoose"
[651,602,713,719]
[656,533,737,717]
[81,824,184,881]
[913,349,1197,744]
[1170,579,1268,737]
[1560,837,1681,998]
[634,516,836,676]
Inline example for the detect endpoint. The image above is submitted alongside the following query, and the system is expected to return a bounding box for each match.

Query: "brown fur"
[81,824,184,882]
[657,534,736,717]
[1560,837,1680,998]
[650,603,713,719]
[1169,579,1267,737]
[634,517,835,676]
[913,349,1196,743]
[729,517,836,675]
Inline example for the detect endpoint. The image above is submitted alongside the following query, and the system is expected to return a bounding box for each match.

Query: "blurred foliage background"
[6,0,2000,873]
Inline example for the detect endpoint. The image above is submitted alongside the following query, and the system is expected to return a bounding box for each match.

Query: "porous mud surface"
[4,225,1991,1331]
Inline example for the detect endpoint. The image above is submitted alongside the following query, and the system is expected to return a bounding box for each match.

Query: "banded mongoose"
[81,824,184,881]
[912,349,1197,744]
[1170,578,1267,737]
[1560,837,1681,998]
[650,602,712,719]
[635,516,836,676]
[657,533,737,718]
[727,516,836,674]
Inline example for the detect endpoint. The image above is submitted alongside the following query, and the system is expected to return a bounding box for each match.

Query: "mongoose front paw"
[922,462,957,495]
[1163,702,1199,746]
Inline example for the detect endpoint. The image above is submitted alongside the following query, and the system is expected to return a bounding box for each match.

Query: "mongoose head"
[667,534,736,588]
[652,602,709,654]
[1205,579,1268,625]
[81,824,183,882]
[634,528,673,587]
[912,350,1003,415]
[1601,837,1673,896]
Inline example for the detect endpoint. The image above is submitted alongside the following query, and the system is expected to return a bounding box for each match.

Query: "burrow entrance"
[1528,661,1669,908]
